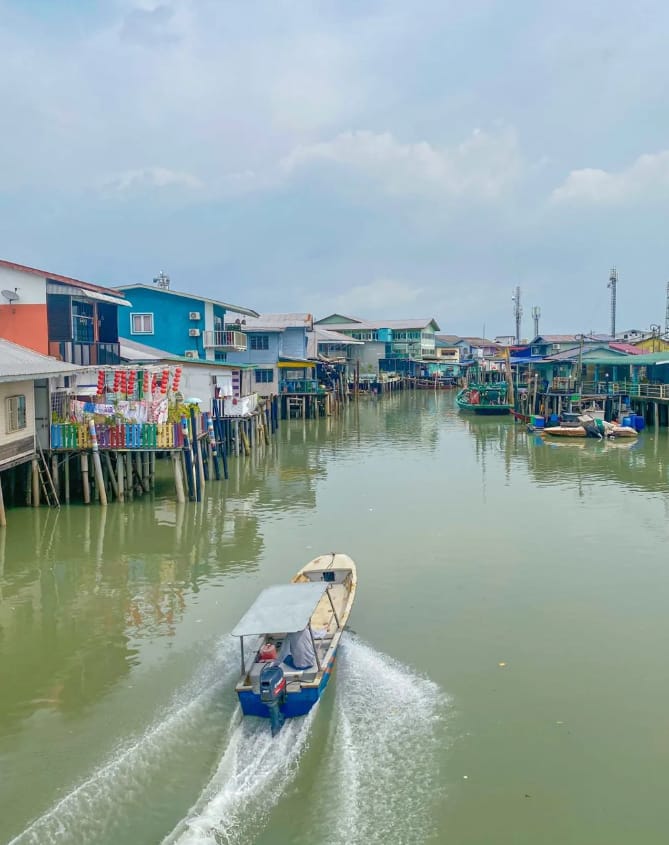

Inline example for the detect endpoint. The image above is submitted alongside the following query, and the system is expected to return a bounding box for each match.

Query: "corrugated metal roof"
[322,318,440,332]
[532,334,581,343]
[115,284,259,318]
[119,338,251,368]
[314,327,363,344]
[0,338,84,382]
[0,258,130,298]
[241,313,313,331]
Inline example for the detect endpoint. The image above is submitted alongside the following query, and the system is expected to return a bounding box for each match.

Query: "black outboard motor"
[259,662,286,736]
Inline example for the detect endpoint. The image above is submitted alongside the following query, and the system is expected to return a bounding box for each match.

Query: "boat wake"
[314,634,448,845]
[7,638,240,845]
[163,708,317,845]
[164,635,448,845]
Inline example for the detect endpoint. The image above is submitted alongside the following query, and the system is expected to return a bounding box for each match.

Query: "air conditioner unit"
[189,311,201,321]
[184,350,199,359]
[554,343,561,350]
[188,328,201,337]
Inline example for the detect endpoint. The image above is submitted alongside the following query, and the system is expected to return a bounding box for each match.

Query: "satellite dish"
[1,288,19,303]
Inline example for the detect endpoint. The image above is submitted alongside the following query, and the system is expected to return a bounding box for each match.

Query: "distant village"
[1,257,669,522]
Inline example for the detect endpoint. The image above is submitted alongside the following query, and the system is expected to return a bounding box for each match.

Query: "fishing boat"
[542,420,638,439]
[232,553,357,735]
[456,382,511,415]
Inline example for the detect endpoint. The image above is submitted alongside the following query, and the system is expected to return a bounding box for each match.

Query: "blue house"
[115,280,258,362]
[225,313,315,397]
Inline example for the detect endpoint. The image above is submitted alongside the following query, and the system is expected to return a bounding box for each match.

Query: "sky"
[1,0,669,337]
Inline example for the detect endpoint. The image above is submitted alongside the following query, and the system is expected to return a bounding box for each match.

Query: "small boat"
[232,553,357,735]
[543,424,638,439]
[456,382,511,415]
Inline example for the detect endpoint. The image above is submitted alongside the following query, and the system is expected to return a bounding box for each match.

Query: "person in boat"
[278,628,316,670]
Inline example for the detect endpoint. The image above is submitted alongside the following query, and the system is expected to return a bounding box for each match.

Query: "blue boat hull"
[238,651,338,719]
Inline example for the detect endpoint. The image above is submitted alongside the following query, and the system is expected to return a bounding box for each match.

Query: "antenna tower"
[153,270,170,289]
[531,305,541,338]
[608,267,617,338]
[512,286,523,343]
[665,280,669,337]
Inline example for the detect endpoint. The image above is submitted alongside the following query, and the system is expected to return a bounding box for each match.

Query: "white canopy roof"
[232,583,327,637]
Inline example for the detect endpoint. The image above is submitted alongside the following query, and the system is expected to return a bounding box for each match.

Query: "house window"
[6,394,27,433]
[254,368,274,383]
[131,313,154,334]
[249,334,269,350]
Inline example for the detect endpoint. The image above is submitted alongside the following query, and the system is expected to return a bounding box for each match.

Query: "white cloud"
[280,128,522,200]
[552,149,669,204]
[101,166,203,195]
[329,279,424,315]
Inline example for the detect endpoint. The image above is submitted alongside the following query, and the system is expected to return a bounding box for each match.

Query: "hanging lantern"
[151,374,158,393]
[120,369,128,395]
[160,368,169,394]
[143,369,150,393]
[171,366,182,393]
[127,370,136,395]
[112,369,121,393]
[97,370,106,395]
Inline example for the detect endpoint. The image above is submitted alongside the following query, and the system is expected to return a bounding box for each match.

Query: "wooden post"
[172,452,186,503]
[51,454,60,499]
[88,420,107,506]
[81,453,91,504]
[0,472,6,527]
[104,451,120,500]
[150,452,156,489]
[64,452,70,504]
[116,453,124,502]
[125,452,133,500]
[654,402,659,429]
[31,459,40,507]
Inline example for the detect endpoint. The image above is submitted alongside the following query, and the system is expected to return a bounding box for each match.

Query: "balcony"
[49,341,121,365]
[203,330,247,351]
[280,378,322,394]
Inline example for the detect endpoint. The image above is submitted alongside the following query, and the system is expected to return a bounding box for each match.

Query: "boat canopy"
[231,583,328,637]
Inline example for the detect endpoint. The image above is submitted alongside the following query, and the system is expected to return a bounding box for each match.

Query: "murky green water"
[2,393,669,845]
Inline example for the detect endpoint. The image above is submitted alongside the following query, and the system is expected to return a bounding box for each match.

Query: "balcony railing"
[203,330,247,351]
[280,378,321,394]
[49,341,121,365]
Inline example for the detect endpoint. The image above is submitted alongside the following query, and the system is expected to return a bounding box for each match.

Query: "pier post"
[89,420,108,506]
[31,459,40,507]
[172,452,186,503]
[81,453,91,504]
[125,452,133,500]
[0,473,6,527]
[64,452,70,503]
[116,453,124,502]
[51,454,59,499]
[104,452,120,500]
[654,402,659,429]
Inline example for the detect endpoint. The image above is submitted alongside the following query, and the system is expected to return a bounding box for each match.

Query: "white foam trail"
[164,707,317,845]
[8,638,240,845]
[317,635,448,845]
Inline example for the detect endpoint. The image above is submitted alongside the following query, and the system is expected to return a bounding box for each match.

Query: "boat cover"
[232,583,328,637]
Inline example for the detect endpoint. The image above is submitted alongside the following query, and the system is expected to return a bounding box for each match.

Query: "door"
[34,379,50,449]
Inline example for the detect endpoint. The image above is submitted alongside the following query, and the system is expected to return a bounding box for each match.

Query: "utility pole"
[512,286,523,344]
[665,280,669,337]
[531,305,541,338]
[608,267,617,338]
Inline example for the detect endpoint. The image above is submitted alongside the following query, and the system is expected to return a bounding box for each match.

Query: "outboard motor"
[259,662,286,736]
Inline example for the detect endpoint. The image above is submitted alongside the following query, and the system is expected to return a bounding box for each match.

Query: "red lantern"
[97,370,106,395]
[143,369,150,393]
[151,374,158,393]
[120,370,128,394]
[128,370,136,394]
[171,366,182,393]
[112,369,121,392]
[160,368,169,394]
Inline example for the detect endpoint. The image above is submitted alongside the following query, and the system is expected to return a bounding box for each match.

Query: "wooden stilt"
[0,472,6,527]
[32,459,40,508]
[150,452,156,489]
[116,453,124,502]
[92,452,107,506]
[173,452,186,503]
[104,451,120,500]
[81,453,90,504]
[125,452,133,500]
[51,455,60,499]
[64,452,70,504]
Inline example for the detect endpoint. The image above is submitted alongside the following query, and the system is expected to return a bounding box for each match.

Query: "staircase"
[36,443,60,508]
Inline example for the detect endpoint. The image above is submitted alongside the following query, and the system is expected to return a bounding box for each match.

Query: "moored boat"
[543,423,638,439]
[232,553,357,735]
[456,382,511,415]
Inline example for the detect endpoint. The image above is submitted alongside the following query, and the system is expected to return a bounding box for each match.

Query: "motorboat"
[232,553,357,735]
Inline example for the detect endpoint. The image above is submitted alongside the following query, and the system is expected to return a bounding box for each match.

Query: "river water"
[2,393,669,845]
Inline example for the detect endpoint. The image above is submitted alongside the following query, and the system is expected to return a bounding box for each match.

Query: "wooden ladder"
[36,443,60,508]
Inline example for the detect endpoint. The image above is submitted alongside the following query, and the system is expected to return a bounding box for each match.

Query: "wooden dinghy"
[233,553,357,734]
[543,424,638,439]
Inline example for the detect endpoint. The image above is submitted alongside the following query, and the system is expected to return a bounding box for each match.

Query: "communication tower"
[512,286,523,343]
[608,267,617,338]
[531,305,541,338]
[665,280,669,337]
[153,270,170,289]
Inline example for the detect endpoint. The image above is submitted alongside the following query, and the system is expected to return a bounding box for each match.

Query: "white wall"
[0,266,46,304]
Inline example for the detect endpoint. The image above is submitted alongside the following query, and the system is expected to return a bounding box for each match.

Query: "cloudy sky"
[1,0,668,336]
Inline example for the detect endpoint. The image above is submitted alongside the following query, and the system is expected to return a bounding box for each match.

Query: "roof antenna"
[153,270,170,290]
